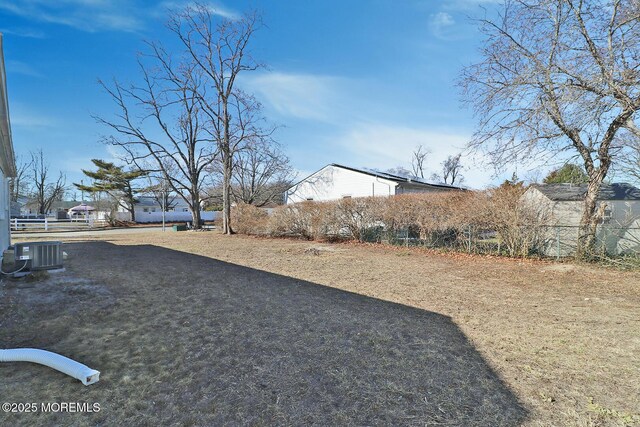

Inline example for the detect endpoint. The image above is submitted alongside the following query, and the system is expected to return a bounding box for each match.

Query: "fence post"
[468,225,472,254]
[556,226,560,260]
[45,217,48,231]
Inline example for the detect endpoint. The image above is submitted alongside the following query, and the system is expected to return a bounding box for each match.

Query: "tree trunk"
[222,150,234,235]
[129,204,136,223]
[576,177,604,260]
[191,191,202,230]
[221,96,234,235]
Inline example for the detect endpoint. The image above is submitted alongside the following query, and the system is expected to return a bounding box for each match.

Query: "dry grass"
[1,230,639,426]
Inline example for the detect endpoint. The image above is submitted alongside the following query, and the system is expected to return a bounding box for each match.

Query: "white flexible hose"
[0,349,100,385]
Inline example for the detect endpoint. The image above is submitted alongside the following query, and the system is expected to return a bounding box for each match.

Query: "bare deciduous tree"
[460,0,640,258]
[96,40,216,229]
[411,145,430,178]
[231,138,295,207]
[143,176,178,212]
[9,155,31,202]
[29,149,65,215]
[169,5,266,234]
[615,134,640,184]
[442,154,464,185]
[386,166,412,176]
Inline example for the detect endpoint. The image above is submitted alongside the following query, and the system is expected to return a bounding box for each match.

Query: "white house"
[116,195,217,223]
[285,164,463,204]
[117,195,191,216]
[0,34,16,252]
[522,183,640,256]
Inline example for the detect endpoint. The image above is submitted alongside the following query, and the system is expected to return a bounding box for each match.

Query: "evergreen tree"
[543,164,589,184]
[75,159,147,222]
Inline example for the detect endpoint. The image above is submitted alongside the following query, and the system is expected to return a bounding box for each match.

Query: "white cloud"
[0,0,239,33]
[243,72,351,122]
[6,60,43,78]
[10,105,57,128]
[442,0,502,11]
[429,12,456,39]
[430,12,455,28]
[0,1,143,32]
[0,27,46,38]
[157,1,240,21]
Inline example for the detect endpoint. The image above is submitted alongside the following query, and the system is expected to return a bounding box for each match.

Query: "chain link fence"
[360,224,640,260]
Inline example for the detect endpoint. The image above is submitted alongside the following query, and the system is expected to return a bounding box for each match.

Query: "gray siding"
[521,187,640,256]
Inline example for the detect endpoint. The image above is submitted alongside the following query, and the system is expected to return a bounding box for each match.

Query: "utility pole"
[161,187,166,232]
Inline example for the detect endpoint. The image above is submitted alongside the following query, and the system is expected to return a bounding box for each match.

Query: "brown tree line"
[10,150,66,216]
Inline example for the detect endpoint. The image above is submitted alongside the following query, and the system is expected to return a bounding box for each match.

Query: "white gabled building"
[0,34,17,252]
[285,164,463,204]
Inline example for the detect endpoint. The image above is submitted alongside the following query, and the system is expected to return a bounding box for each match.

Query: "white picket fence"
[11,218,107,231]
[114,211,219,224]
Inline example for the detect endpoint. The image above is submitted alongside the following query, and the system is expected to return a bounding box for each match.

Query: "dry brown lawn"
[1,230,639,426]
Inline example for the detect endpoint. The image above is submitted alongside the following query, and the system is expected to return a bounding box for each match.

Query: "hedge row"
[233,185,550,257]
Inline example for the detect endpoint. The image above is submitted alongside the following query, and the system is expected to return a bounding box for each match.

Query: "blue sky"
[0,0,534,191]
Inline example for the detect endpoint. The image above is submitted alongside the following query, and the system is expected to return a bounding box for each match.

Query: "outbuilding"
[286,164,463,204]
[521,183,640,256]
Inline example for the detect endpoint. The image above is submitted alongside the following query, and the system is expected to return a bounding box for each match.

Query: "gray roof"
[329,164,465,190]
[136,196,161,207]
[532,183,640,201]
[135,195,189,207]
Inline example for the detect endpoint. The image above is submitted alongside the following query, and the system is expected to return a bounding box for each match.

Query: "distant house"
[0,34,16,252]
[522,183,640,256]
[21,200,95,218]
[116,195,190,218]
[10,195,27,217]
[286,164,463,204]
[115,195,217,224]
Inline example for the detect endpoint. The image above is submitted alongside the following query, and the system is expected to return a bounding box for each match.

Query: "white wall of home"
[0,34,13,252]
[117,197,191,215]
[286,165,398,204]
[0,170,9,252]
[133,205,190,216]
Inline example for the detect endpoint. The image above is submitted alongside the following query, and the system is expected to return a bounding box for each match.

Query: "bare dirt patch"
[1,231,639,426]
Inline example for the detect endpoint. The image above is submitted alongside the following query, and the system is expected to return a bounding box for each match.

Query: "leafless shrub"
[268,202,336,240]
[334,197,383,242]
[475,185,552,257]
[233,203,269,235]
[236,188,552,257]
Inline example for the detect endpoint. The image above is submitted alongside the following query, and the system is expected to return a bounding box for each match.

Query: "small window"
[342,195,352,199]
[151,208,156,212]
[601,208,612,224]
[143,208,149,213]
[306,197,314,201]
